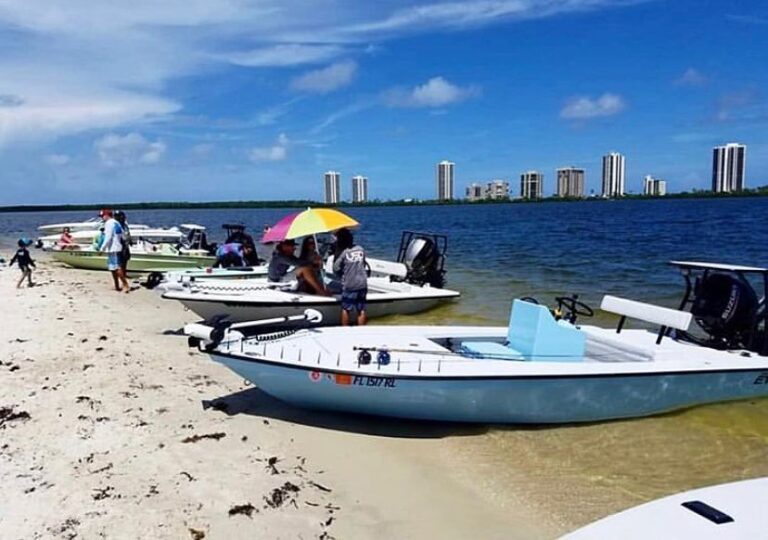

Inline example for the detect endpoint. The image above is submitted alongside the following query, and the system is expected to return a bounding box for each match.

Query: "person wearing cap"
[98,209,130,293]
[267,239,329,295]
[9,238,36,288]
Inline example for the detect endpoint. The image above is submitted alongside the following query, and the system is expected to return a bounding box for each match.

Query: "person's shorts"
[118,251,131,267]
[341,288,367,312]
[107,253,120,271]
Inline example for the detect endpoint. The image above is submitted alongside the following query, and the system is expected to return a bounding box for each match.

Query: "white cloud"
[675,68,707,86]
[94,132,167,167]
[0,0,643,144]
[248,133,289,162]
[384,77,479,108]
[45,154,70,166]
[560,93,626,120]
[290,60,357,93]
[223,44,348,68]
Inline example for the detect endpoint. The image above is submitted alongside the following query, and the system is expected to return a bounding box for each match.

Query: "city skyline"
[0,1,766,205]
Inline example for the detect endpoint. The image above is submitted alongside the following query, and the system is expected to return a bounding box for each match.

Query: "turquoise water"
[4,198,768,530]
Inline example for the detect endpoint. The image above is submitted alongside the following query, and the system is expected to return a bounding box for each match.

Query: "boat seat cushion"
[507,300,585,362]
[460,300,586,362]
[460,341,524,360]
[581,327,656,362]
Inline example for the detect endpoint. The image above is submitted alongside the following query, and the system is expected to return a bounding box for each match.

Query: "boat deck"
[216,325,768,378]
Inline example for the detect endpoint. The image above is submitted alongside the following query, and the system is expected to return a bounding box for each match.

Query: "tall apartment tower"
[323,171,341,204]
[436,160,455,201]
[643,175,667,196]
[351,175,368,203]
[556,167,585,198]
[712,143,746,193]
[520,171,543,200]
[602,152,626,197]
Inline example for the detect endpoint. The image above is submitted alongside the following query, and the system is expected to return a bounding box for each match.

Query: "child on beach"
[9,239,36,288]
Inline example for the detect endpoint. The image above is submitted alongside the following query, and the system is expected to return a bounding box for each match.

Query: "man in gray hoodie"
[332,228,368,326]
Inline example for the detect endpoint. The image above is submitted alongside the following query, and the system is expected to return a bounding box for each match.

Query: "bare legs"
[341,309,367,326]
[295,267,330,296]
[16,269,33,288]
[111,269,130,292]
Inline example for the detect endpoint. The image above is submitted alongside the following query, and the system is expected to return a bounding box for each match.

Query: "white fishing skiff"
[184,262,768,424]
[165,276,460,324]
[562,477,768,539]
[51,242,215,273]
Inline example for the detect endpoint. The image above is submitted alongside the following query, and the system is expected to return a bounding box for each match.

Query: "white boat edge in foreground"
[561,477,768,539]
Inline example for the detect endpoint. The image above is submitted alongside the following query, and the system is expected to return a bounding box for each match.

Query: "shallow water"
[3,197,768,531]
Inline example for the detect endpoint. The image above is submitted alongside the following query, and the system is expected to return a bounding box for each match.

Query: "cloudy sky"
[0,0,766,204]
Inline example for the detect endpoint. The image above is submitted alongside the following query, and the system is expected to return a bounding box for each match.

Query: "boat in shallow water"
[184,261,768,424]
[51,243,215,273]
[562,477,768,539]
[165,276,460,324]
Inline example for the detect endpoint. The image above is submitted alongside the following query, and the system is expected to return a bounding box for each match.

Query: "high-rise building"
[466,183,483,201]
[712,143,746,193]
[485,180,510,200]
[602,152,625,197]
[556,167,585,198]
[351,175,368,203]
[643,175,667,196]
[436,160,455,201]
[323,171,341,204]
[520,171,543,200]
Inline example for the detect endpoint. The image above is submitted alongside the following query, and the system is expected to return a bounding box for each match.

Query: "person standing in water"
[98,209,130,293]
[332,228,368,326]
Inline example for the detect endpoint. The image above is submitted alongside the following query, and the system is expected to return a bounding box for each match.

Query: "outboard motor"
[396,232,447,288]
[690,272,759,348]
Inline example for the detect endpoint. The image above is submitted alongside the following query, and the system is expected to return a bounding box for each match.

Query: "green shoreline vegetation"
[1,185,766,213]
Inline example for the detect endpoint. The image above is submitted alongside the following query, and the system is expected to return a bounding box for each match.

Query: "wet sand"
[0,255,554,539]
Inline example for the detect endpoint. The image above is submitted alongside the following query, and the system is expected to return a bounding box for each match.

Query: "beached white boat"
[562,477,768,539]
[38,226,185,250]
[154,230,441,291]
[157,256,408,290]
[51,242,215,273]
[184,262,768,424]
[165,276,460,324]
[37,217,104,234]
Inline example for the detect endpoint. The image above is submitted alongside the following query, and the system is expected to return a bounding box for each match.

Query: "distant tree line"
[1,184,766,213]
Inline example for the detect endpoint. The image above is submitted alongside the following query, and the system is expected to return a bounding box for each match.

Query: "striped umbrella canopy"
[261,208,359,243]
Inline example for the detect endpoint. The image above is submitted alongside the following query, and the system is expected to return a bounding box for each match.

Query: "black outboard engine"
[395,232,448,288]
[690,272,760,349]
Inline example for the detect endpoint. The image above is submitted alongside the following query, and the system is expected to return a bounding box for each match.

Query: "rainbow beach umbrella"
[261,208,359,243]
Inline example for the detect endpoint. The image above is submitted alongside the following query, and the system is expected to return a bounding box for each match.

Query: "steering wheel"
[554,295,594,322]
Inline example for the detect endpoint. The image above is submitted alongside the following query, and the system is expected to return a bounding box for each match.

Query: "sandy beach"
[1,254,557,539]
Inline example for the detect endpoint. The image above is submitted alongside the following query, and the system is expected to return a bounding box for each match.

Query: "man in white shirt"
[98,209,130,293]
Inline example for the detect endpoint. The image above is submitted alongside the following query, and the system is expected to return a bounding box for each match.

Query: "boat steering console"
[519,294,594,324]
[554,295,594,324]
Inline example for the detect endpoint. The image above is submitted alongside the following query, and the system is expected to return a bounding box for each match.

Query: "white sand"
[0,257,556,539]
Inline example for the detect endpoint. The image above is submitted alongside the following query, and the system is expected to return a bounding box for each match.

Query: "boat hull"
[210,353,768,424]
[176,293,455,324]
[51,250,215,273]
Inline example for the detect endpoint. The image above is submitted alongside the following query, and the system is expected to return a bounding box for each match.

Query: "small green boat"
[51,246,215,273]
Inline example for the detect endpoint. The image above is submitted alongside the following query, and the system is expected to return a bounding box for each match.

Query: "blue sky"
[0,0,766,204]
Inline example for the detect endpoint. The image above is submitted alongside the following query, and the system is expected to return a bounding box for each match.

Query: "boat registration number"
[754,372,768,385]
[308,371,397,388]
